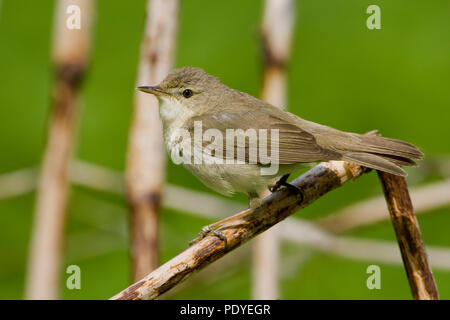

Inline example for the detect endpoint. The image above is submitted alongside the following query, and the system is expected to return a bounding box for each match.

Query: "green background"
[0,0,449,299]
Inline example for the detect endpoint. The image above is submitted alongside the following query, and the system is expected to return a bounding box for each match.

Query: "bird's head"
[138,67,229,113]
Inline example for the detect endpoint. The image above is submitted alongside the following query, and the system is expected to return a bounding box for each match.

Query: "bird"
[138,66,423,245]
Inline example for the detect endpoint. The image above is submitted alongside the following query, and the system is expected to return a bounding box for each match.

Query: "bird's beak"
[137,85,171,97]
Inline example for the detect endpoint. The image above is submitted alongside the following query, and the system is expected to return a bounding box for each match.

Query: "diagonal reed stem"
[111,160,366,300]
[377,171,439,300]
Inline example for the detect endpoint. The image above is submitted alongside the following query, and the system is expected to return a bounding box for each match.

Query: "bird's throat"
[158,96,193,125]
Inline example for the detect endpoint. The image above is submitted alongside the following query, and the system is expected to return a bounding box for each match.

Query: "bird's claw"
[189,225,228,250]
[269,176,304,204]
[283,183,304,204]
[268,184,281,193]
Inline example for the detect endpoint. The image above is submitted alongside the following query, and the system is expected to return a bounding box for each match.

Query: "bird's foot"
[269,174,290,193]
[189,225,228,250]
[189,207,257,250]
[269,174,304,204]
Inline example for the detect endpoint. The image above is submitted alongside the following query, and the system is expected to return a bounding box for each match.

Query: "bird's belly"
[164,124,303,196]
[184,163,279,196]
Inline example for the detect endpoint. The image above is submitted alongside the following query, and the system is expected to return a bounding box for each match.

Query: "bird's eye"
[182,89,193,98]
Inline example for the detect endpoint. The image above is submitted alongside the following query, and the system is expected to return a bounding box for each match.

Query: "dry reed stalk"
[252,0,295,300]
[26,0,94,300]
[126,0,179,281]
[111,160,366,300]
[378,172,439,300]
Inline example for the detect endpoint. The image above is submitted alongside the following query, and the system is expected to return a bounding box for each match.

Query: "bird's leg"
[248,191,262,209]
[269,174,304,203]
[189,211,249,250]
[268,174,290,192]
[189,192,261,250]
[189,225,229,249]
[189,178,304,249]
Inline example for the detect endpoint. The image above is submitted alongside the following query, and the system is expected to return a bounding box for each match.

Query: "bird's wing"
[185,109,340,165]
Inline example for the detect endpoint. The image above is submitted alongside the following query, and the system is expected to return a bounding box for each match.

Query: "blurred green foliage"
[0,0,449,299]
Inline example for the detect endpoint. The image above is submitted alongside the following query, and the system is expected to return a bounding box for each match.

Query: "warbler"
[138,67,422,244]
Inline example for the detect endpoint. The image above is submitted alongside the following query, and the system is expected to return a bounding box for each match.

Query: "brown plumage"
[138,67,423,199]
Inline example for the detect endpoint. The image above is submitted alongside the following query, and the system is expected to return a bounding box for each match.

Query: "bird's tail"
[341,134,423,176]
